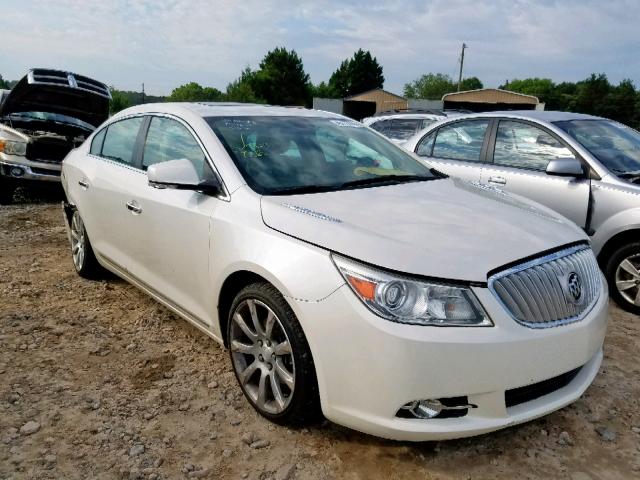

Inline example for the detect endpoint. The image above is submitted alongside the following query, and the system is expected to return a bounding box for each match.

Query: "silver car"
[402,111,640,314]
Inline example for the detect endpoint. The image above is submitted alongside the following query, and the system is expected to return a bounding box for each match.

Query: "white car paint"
[62,103,608,441]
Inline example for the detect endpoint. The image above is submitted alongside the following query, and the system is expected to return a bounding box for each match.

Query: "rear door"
[481,119,590,227]
[413,119,491,182]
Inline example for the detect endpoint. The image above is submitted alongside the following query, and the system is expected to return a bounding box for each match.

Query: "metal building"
[312,88,408,120]
[442,88,542,112]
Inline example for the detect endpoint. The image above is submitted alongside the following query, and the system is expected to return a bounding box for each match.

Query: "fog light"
[10,167,25,177]
[406,399,444,419]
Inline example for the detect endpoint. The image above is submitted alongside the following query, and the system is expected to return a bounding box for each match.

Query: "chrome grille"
[488,245,601,328]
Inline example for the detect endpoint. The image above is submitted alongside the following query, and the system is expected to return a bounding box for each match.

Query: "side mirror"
[148,159,222,195]
[546,158,585,177]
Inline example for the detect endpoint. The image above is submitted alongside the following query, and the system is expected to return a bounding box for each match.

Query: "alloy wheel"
[70,212,86,271]
[230,299,295,415]
[615,253,640,306]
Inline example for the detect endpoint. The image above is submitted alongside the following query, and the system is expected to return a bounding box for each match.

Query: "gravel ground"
[1,192,639,480]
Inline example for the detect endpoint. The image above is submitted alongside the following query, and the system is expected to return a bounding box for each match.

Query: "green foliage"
[310,81,339,99]
[249,47,312,106]
[0,74,10,89]
[403,73,456,99]
[225,67,262,103]
[109,87,131,114]
[168,82,224,102]
[459,77,483,91]
[328,50,384,97]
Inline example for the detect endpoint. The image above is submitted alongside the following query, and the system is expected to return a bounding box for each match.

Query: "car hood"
[0,69,110,128]
[261,178,588,283]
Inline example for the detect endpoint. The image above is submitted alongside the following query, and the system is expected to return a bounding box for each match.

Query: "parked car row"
[60,101,607,441]
[362,108,465,143]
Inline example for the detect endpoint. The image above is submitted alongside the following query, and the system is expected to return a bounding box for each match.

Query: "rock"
[222,448,233,458]
[153,457,164,468]
[129,444,145,457]
[188,469,210,478]
[632,426,640,434]
[275,463,296,480]
[595,426,617,442]
[241,432,254,445]
[230,418,242,426]
[250,439,270,449]
[558,431,574,446]
[207,381,219,389]
[178,402,190,411]
[183,463,195,472]
[20,421,40,435]
[44,454,57,463]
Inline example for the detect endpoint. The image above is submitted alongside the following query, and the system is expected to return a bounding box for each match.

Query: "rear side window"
[90,128,106,155]
[101,117,145,166]
[142,116,207,179]
[369,119,391,134]
[432,120,489,162]
[386,119,421,140]
[493,120,576,171]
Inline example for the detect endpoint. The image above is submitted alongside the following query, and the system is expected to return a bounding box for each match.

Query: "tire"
[227,282,321,426]
[604,241,640,315]
[0,178,15,205]
[69,209,103,279]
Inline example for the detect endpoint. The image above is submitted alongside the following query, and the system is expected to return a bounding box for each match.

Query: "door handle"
[78,180,89,190]
[126,201,142,214]
[488,176,507,185]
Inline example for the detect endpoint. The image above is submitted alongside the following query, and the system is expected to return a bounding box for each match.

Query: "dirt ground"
[1,190,639,480]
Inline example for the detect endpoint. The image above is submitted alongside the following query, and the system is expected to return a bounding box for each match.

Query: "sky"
[1,0,639,96]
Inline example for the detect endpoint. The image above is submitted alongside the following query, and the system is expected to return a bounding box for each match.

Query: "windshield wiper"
[337,174,437,190]
[268,184,342,196]
[613,169,640,179]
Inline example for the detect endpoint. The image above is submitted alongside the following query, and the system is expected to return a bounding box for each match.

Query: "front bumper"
[290,277,608,441]
[0,157,62,183]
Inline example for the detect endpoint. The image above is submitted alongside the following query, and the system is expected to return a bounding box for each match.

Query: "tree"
[503,77,562,109]
[459,77,483,91]
[328,50,384,97]
[250,47,311,106]
[0,74,10,89]
[225,67,262,103]
[403,73,456,99]
[109,88,131,114]
[168,82,224,102]
[310,81,338,98]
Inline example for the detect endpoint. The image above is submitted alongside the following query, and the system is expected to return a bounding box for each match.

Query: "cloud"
[1,0,638,95]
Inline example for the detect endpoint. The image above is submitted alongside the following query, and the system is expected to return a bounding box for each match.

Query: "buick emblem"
[566,272,583,304]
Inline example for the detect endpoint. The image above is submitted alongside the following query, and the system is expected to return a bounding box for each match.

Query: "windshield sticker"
[222,119,256,130]
[330,119,363,128]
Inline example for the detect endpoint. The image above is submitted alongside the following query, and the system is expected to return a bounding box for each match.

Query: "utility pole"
[457,43,467,91]
[141,83,145,104]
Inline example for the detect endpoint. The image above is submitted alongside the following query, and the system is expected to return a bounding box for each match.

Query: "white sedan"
[61,103,608,441]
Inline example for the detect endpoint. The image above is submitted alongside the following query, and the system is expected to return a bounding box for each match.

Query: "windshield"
[554,119,640,175]
[206,116,437,195]
[5,111,95,131]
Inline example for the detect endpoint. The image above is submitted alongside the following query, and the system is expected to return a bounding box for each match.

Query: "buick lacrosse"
[61,103,608,441]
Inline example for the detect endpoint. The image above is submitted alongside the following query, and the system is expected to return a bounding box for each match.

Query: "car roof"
[454,110,604,123]
[119,102,344,119]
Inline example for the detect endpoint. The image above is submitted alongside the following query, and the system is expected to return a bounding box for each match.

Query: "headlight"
[0,139,27,156]
[333,255,492,326]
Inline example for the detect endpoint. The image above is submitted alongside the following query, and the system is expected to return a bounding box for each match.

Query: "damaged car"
[0,68,110,203]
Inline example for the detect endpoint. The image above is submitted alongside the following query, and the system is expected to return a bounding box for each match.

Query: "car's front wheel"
[69,210,103,279]
[227,282,321,426]
[605,242,640,315]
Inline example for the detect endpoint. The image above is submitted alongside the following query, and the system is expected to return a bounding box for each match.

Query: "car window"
[90,128,106,155]
[386,119,422,140]
[101,117,145,166]
[142,117,207,178]
[494,120,575,171]
[416,131,436,156]
[369,119,391,134]
[432,120,489,162]
[206,116,436,195]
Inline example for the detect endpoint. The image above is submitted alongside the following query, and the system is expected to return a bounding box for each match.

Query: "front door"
[481,119,590,227]
[414,119,491,183]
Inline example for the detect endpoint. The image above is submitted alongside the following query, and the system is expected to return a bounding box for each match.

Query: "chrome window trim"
[488,244,601,329]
